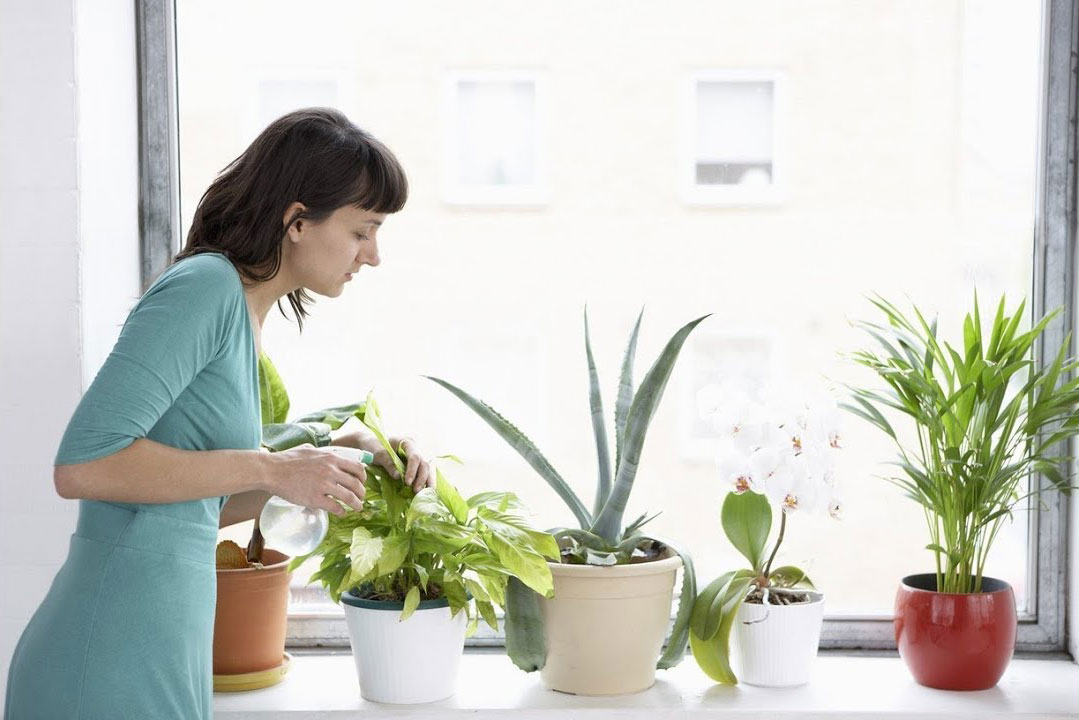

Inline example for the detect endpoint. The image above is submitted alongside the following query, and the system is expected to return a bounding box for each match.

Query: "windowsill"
[214,650,1079,718]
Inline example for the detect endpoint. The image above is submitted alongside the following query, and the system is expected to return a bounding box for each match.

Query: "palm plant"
[846,294,1079,594]
[427,308,710,670]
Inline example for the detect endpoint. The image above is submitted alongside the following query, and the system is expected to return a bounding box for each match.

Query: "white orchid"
[699,379,844,519]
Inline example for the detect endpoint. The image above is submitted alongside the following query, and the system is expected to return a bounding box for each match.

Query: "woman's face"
[284,203,386,297]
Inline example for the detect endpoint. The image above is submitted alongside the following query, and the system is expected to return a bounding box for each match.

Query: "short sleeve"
[55,255,245,465]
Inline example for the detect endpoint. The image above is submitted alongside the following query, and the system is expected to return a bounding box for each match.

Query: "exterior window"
[443,72,547,205]
[685,72,783,205]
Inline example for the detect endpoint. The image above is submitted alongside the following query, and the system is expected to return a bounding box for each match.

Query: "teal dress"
[4,253,261,719]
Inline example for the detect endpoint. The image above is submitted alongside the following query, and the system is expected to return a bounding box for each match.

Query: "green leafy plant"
[689,491,815,684]
[427,308,710,670]
[287,390,559,631]
[846,294,1079,594]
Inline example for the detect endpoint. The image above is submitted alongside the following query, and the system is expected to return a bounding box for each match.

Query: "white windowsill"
[214,651,1079,719]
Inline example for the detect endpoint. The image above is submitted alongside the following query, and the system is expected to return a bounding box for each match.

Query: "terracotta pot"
[213,548,292,676]
[894,573,1016,691]
[539,548,681,695]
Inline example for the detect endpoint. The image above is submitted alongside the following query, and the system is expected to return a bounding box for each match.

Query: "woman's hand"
[264,445,366,517]
[382,437,433,493]
[332,431,433,492]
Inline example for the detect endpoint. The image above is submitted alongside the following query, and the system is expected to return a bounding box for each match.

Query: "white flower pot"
[341,591,467,704]
[732,591,824,687]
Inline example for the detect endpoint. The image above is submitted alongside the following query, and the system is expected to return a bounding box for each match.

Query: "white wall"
[0,0,139,700]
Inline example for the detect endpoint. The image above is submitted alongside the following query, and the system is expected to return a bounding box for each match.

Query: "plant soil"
[745,587,810,605]
[353,583,445,603]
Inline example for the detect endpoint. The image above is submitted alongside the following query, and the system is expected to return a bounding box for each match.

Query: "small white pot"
[341,591,467,704]
[732,591,824,687]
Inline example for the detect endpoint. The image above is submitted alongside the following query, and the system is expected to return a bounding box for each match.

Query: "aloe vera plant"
[847,294,1079,594]
[288,391,558,631]
[428,309,710,671]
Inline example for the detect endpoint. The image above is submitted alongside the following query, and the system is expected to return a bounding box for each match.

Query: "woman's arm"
[219,489,273,528]
[54,437,369,516]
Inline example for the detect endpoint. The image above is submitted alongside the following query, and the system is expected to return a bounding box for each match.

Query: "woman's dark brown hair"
[176,107,408,330]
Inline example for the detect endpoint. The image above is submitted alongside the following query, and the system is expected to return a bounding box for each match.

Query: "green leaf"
[261,422,332,451]
[768,565,813,589]
[377,534,410,576]
[292,403,365,429]
[400,585,421,622]
[657,544,696,669]
[688,575,753,684]
[615,308,644,477]
[426,376,592,528]
[721,491,772,571]
[504,577,546,672]
[258,352,290,424]
[349,527,383,582]
[591,314,711,542]
[485,530,555,598]
[476,599,499,631]
[407,487,452,527]
[584,307,614,518]
[435,468,469,524]
[360,391,406,477]
[466,491,524,511]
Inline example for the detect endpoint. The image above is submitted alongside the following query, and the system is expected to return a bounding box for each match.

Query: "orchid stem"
[762,510,787,578]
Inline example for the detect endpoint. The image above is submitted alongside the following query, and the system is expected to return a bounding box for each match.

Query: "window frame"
[682,69,787,207]
[144,0,1075,652]
[441,69,550,207]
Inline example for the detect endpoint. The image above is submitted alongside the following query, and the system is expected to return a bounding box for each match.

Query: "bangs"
[346,138,409,214]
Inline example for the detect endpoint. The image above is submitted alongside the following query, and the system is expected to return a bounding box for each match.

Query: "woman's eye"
[355,234,369,242]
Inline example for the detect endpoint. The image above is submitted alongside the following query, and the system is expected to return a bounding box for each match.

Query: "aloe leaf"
[504,577,547,672]
[591,314,711,542]
[721,490,772,572]
[258,353,291,424]
[657,544,697,669]
[615,308,644,474]
[584,308,614,518]
[426,376,592,528]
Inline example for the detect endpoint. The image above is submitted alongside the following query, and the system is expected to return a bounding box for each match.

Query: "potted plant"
[427,309,708,695]
[690,383,842,686]
[289,391,558,704]
[846,294,1079,690]
[213,354,374,691]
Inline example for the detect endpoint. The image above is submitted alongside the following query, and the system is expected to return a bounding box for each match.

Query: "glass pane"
[695,80,774,185]
[453,80,537,187]
[178,0,1041,619]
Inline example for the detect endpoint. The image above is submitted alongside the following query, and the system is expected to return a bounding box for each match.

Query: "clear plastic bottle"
[258,446,375,556]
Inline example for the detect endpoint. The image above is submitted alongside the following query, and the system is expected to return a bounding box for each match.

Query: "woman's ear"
[283,202,308,241]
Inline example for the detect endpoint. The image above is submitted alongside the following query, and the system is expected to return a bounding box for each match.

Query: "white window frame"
[682,69,787,207]
[441,70,549,207]
[148,0,1076,653]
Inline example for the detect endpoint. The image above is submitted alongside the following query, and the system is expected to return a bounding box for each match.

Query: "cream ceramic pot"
[539,549,682,695]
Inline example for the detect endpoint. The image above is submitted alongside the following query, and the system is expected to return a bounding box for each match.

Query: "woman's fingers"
[404,453,419,489]
[414,461,432,490]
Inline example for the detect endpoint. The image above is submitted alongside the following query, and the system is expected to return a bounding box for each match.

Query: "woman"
[4,108,431,719]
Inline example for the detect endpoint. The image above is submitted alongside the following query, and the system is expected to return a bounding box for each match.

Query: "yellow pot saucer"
[213,653,292,692]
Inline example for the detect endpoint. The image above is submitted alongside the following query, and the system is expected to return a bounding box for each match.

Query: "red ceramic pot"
[894,573,1016,691]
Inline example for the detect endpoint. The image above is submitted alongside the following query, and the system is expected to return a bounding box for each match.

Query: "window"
[442,72,548,205]
[685,71,783,205]
[161,0,1069,652]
